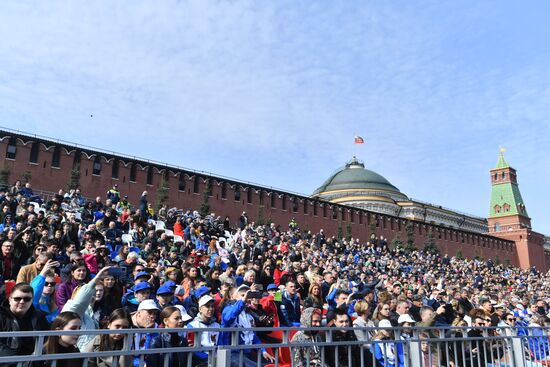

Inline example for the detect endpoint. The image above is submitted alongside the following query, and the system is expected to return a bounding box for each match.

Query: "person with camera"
[219,284,275,367]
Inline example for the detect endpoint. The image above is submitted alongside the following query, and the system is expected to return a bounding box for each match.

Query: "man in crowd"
[0,282,49,360]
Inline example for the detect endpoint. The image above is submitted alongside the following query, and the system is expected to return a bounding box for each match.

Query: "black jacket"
[0,302,49,364]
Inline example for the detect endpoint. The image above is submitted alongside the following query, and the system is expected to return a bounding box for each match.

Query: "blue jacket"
[279,290,301,326]
[30,274,59,323]
[219,300,265,354]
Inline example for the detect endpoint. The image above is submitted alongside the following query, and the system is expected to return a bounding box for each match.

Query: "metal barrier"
[0,325,549,367]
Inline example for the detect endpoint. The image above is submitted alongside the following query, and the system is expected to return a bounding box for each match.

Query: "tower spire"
[495,146,509,169]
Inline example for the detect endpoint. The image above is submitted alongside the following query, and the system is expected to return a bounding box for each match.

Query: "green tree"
[66,163,80,190]
[256,206,266,226]
[423,230,439,255]
[0,165,10,189]
[391,233,404,250]
[405,221,416,252]
[21,171,32,184]
[199,179,212,217]
[346,222,352,240]
[455,250,463,259]
[156,178,169,211]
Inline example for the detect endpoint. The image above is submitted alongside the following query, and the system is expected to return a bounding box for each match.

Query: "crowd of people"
[0,180,549,367]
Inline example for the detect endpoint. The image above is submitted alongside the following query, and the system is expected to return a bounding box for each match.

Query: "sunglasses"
[45,282,57,287]
[12,296,32,303]
[507,318,516,321]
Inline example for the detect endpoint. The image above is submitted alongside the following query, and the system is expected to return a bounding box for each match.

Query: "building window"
[147,168,153,185]
[51,146,61,168]
[221,182,227,199]
[313,202,317,216]
[323,205,327,218]
[111,159,119,179]
[292,197,298,212]
[494,204,501,213]
[6,137,16,159]
[92,157,101,175]
[234,187,241,201]
[247,189,252,204]
[130,164,136,182]
[502,172,506,179]
[29,142,39,164]
[303,200,308,214]
[282,195,287,210]
[341,210,346,222]
[494,173,498,181]
[332,209,337,220]
[178,174,186,191]
[73,150,81,170]
[193,177,200,194]
[163,171,170,188]
[503,203,510,212]
[259,191,264,206]
[350,211,354,223]
[270,194,276,208]
[359,211,363,224]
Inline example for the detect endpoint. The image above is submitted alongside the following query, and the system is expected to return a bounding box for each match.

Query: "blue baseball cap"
[156,284,174,295]
[267,284,278,291]
[164,280,177,288]
[134,271,149,281]
[195,286,210,299]
[134,282,152,293]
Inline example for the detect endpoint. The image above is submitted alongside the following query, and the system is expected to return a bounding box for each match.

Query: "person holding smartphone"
[30,259,60,323]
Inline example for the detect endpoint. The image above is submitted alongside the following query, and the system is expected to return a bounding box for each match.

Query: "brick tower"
[487,149,545,269]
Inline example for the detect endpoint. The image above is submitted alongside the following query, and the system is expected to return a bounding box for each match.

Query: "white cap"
[137,299,160,312]
[398,314,416,324]
[174,305,193,322]
[379,319,392,328]
[198,295,215,308]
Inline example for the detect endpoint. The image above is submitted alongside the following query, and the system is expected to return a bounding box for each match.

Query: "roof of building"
[495,149,509,169]
[312,157,407,199]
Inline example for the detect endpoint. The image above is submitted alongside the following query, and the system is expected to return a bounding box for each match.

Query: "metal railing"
[0,325,549,367]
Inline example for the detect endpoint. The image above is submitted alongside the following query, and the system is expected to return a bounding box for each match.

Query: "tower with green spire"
[488,148,531,232]
[487,148,546,270]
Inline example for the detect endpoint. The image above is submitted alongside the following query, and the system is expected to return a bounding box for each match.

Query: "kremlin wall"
[1,128,549,270]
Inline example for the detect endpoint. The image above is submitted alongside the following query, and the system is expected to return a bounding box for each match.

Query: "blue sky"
[0,1,549,234]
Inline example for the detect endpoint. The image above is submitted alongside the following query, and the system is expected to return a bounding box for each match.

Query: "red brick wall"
[0,132,531,269]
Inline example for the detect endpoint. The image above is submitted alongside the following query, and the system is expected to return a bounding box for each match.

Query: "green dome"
[313,157,407,201]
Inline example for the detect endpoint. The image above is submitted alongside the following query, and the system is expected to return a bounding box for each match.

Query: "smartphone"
[255,284,264,291]
[247,291,263,299]
[108,267,124,279]
[144,267,155,273]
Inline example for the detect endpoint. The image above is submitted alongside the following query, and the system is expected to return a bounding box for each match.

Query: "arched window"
[147,167,153,185]
[193,176,200,194]
[29,142,39,164]
[282,195,287,210]
[51,146,61,168]
[494,173,498,181]
[178,174,186,191]
[129,163,136,182]
[234,187,241,201]
[92,157,101,175]
[221,182,227,199]
[292,197,298,212]
[247,189,252,204]
[259,191,264,206]
[494,204,501,213]
[502,172,506,179]
[6,137,16,159]
[111,158,119,179]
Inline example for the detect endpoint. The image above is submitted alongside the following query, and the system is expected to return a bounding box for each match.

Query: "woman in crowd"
[180,266,199,300]
[353,300,376,341]
[62,266,112,350]
[43,311,82,367]
[30,259,59,323]
[374,302,392,326]
[148,306,188,367]
[102,272,123,310]
[258,263,273,289]
[56,260,90,310]
[82,308,132,367]
[303,283,324,310]
[204,267,221,293]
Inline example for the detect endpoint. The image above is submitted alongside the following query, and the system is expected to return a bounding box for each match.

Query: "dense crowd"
[0,180,549,367]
